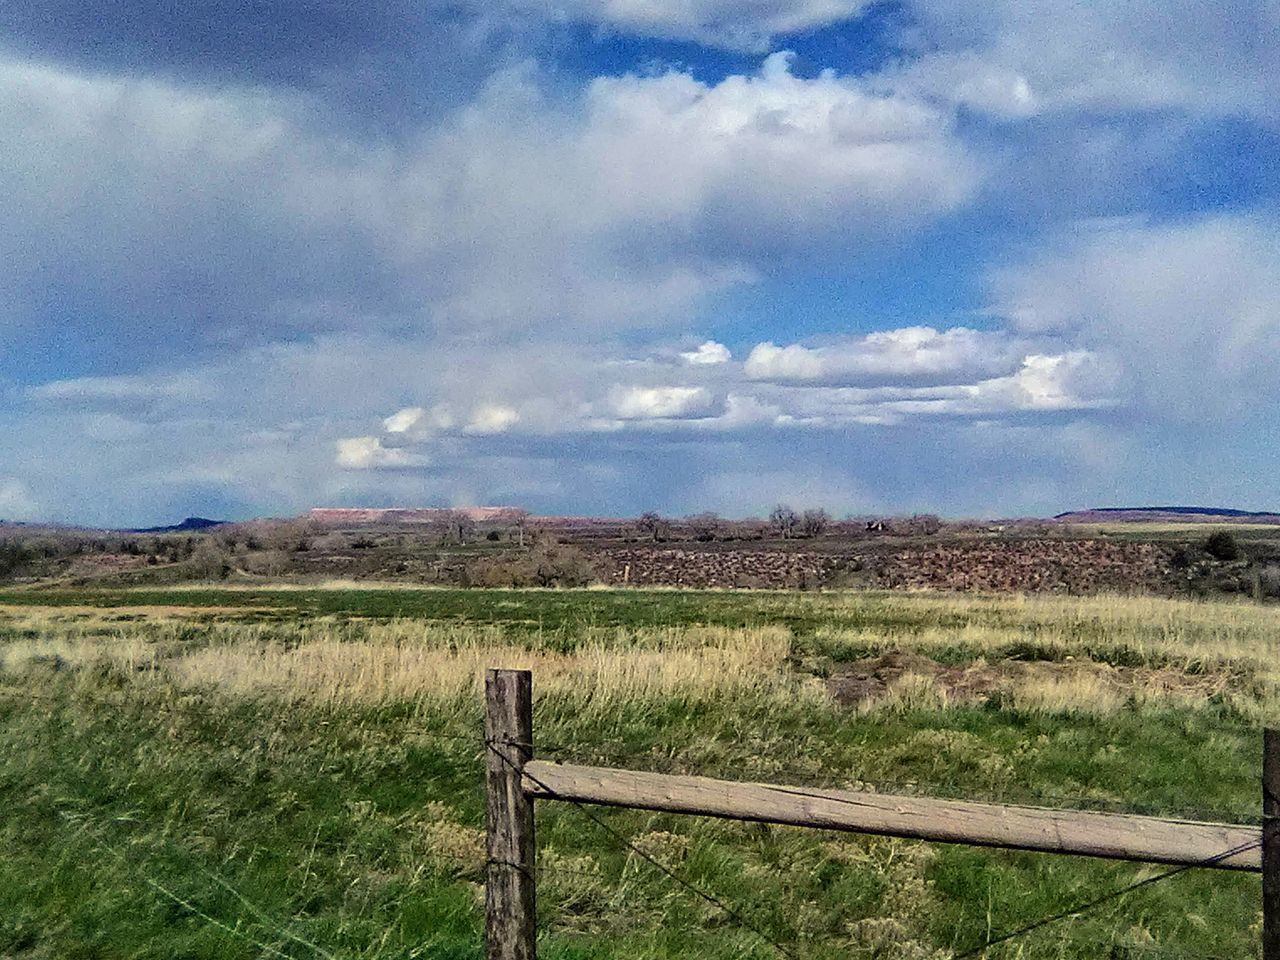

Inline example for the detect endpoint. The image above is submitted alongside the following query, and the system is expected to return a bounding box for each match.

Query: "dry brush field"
[1,586,1278,958]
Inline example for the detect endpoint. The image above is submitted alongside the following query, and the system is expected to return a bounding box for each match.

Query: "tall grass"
[4,592,1278,718]
[168,623,817,713]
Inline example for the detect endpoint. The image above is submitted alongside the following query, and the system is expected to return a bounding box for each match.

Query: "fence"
[482,667,1280,960]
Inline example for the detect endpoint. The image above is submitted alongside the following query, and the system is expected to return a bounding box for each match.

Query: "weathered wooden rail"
[483,668,1280,959]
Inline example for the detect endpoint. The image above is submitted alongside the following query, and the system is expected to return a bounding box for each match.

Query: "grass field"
[1069,520,1280,541]
[2,586,1277,958]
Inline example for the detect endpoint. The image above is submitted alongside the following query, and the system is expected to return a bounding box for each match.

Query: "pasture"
[1,586,1277,958]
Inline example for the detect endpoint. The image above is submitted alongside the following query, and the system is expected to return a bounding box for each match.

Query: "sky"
[2,1,1278,526]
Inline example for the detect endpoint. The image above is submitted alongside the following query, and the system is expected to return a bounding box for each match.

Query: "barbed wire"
[494,737,1265,960]
[949,836,1262,959]
[489,738,801,960]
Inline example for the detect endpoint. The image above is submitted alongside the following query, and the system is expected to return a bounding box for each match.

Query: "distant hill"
[131,516,227,534]
[1055,506,1280,523]
[308,506,524,524]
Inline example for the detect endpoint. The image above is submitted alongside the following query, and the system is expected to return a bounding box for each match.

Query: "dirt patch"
[828,650,1232,707]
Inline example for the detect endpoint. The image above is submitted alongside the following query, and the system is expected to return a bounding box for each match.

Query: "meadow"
[1,585,1277,958]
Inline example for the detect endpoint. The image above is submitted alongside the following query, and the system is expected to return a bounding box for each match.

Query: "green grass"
[1,588,1276,958]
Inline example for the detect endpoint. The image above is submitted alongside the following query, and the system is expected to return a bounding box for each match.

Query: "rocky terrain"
[593,539,1179,593]
[598,549,845,589]
[866,539,1177,593]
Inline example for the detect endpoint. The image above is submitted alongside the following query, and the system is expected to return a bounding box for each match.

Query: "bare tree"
[686,511,721,542]
[510,508,530,548]
[799,508,830,538]
[769,504,798,539]
[637,511,663,542]
[444,510,475,545]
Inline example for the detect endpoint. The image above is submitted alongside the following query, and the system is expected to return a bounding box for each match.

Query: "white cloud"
[953,351,1120,414]
[992,214,1280,419]
[464,404,521,434]
[884,53,1039,118]
[27,372,212,403]
[610,385,714,419]
[718,393,783,427]
[383,407,426,433]
[898,0,1280,120]
[577,53,979,244]
[680,340,731,365]
[744,326,1022,385]
[743,342,825,380]
[0,53,978,357]
[383,405,456,435]
[335,436,430,469]
[732,349,1120,424]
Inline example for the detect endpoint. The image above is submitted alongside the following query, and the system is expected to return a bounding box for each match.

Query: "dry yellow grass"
[3,591,1278,719]
[817,590,1280,678]
[167,623,818,711]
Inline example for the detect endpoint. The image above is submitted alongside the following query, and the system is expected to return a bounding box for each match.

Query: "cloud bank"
[3,0,1277,524]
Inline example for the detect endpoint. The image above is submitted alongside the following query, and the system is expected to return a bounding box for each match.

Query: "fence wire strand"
[497,737,1267,960]
[489,738,801,960]
[950,836,1263,959]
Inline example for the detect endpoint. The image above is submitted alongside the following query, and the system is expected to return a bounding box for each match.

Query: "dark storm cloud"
[0,0,524,128]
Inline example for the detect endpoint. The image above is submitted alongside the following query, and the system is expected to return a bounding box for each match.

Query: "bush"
[685,512,721,542]
[465,540,598,588]
[240,550,291,577]
[1253,565,1280,600]
[0,541,33,579]
[1204,530,1241,561]
[189,541,232,579]
[799,508,830,538]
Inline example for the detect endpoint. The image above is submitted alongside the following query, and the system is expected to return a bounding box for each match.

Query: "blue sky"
[1,0,1278,525]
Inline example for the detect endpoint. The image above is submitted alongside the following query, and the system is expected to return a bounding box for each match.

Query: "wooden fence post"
[485,668,536,960]
[1265,728,1280,960]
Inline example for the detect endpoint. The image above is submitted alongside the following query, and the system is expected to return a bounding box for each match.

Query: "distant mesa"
[1055,506,1280,523]
[132,516,227,533]
[308,506,525,524]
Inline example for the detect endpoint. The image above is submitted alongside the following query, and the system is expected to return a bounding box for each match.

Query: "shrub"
[466,554,537,587]
[240,550,291,577]
[465,541,598,588]
[529,540,597,587]
[636,512,666,542]
[1253,565,1280,600]
[189,541,232,579]
[0,541,33,579]
[686,512,721,542]
[1204,530,1241,561]
[799,508,830,538]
